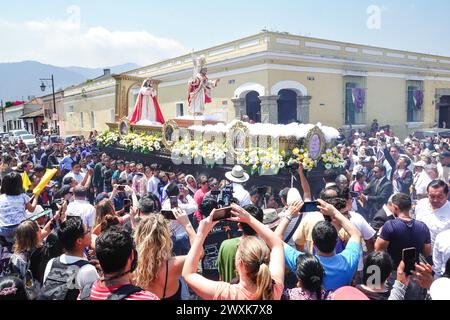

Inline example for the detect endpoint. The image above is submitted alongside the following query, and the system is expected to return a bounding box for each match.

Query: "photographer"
[225,166,251,206]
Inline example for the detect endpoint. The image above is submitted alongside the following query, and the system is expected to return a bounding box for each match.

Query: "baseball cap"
[440,151,450,158]
[414,160,427,168]
[286,188,302,206]
[34,165,46,173]
[54,185,73,199]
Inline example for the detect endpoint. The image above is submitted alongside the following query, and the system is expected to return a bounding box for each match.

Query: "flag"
[22,173,31,191]
[33,169,57,196]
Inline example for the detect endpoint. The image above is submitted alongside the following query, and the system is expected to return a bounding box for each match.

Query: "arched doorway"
[439,96,450,128]
[246,91,261,123]
[278,89,297,124]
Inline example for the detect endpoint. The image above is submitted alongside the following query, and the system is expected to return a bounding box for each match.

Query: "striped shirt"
[84,281,160,300]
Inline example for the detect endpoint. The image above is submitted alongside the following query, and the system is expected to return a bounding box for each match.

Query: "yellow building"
[63,32,450,138]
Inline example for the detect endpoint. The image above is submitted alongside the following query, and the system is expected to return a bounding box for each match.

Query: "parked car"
[41,135,61,144]
[412,128,450,140]
[19,134,37,148]
[64,135,82,145]
[0,132,8,142]
[9,130,29,143]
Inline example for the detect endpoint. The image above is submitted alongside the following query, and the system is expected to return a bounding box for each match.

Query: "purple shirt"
[380,218,431,267]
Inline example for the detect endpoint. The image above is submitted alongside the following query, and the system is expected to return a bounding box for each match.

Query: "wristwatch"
[285,215,293,222]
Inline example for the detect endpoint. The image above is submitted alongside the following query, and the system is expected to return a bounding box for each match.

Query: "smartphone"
[123,199,131,213]
[117,185,125,191]
[161,210,177,220]
[301,201,319,213]
[402,247,417,276]
[50,201,60,212]
[350,191,360,198]
[212,207,232,222]
[170,196,178,209]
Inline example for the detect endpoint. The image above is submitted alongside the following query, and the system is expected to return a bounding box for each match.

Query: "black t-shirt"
[355,285,390,301]
[201,221,240,281]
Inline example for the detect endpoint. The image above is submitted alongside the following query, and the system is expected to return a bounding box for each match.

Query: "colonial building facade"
[63,32,450,138]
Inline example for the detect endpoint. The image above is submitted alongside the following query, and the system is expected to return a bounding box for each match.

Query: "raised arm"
[229,204,285,283]
[317,199,362,244]
[274,201,303,241]
[297,163,312,201]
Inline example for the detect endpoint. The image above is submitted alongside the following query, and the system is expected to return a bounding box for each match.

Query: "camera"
[217,185,234,208]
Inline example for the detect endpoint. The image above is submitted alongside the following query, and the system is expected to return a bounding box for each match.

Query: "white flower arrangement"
[239,147,285,174]
[171,138,228,166]
[97,130,163,154]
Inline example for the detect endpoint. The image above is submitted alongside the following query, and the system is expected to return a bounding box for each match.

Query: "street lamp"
[39,74,58,134]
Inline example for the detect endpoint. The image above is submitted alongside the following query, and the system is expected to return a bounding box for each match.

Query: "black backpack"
[79,282,143,300]
[38,257,90,300]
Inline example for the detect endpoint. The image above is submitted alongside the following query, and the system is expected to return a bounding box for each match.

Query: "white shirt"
[66,199,96,230]
[147,176,160,198]
[437,162,450,183]
[64,171,86,185]
[162,196,197,237]
[232,183,251,207]
[416,200,450,247]
[43,254,99,289]
[349,211,377,271]
[433,229,450,278]
[414,170,432,196]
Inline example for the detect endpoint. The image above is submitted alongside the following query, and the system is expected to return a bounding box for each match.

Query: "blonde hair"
[134,214,173,286]
[95,199,115,227]
[236,237,274,300]
[14,220,40,254]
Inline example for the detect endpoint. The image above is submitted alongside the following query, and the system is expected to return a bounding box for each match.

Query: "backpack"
[0,245,13,277]
[8,251,41,300]
[79,282,143,300]
[38,257,90,300]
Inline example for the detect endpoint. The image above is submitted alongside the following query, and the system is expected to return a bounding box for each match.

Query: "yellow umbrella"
[33,168,57,196]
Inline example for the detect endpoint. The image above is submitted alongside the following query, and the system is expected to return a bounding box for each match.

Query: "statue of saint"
[129,78,165,125]
[187,56,220,117]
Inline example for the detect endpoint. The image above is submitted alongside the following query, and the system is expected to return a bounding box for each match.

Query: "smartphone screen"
[350,191,360,198]
[161,210,177,220]
[402,247,417,276]
[123,199,131,213]
[170,196,178,209]
[301,201,319,213]
[212,207,232,222]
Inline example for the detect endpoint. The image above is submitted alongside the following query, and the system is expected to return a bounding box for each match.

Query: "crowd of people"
[0,122,450,301]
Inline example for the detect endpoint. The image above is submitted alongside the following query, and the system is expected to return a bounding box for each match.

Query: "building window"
[68,106,74,113]
[80,112,84,128]
[111,109,115,122]
[407,80,424,122]
[344,76,366,125]
[90,111,95,129]
[18,121,22,129]
[176,103,184,117]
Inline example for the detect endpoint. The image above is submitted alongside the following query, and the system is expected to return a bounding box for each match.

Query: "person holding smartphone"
[182,203,285,300]
[375,193,432,299]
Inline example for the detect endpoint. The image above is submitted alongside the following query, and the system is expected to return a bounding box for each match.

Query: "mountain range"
[0,61,140,102]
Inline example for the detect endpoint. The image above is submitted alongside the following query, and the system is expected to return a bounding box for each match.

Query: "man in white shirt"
[225,166,251,207]
[433,229,450,278]
[63,162,86,185]
[413,160,432,200]
[415,180,450,247]
[146,164,160,198]
[66,186,96,230]
[437,151,450,183]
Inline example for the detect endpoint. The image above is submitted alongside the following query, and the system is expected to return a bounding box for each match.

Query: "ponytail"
[254,263,274,300]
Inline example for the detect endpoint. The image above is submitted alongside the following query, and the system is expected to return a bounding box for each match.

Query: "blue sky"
[1,0,449,67]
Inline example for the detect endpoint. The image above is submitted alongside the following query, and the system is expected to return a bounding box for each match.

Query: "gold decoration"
[305,126,325,161]
[118,117,131,137]
[162,120,179,150]
[227,121,249,156]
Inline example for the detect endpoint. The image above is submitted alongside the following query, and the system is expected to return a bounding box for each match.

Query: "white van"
[9,129,29,143]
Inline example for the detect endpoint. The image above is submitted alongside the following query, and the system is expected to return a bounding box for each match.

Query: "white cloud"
[0,6,187,67]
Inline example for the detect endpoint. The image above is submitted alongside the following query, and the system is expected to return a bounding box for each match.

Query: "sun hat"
[286,188,302,206]
[225,165,249,183]
[263,209,281,229]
